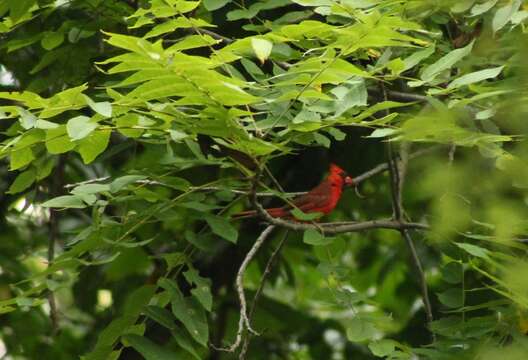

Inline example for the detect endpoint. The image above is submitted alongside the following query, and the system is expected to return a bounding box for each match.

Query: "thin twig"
[448,143,456,166]
[264,165,285,193]
[387,143,435,342]
[64,176,110,188]
[240,230,289,360]
[47,156,65,334]
[219,225,276,353]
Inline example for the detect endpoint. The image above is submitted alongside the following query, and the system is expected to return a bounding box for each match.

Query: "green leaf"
[7,0,35,22]
[470,0,498,17]
[430,316,463,337]
[171,325,201,360]
[203,0,230,10]
[71,184,111,195]
[35,119,59,129]
[455,242,491,260]
[492,0,522,33]
[241,58,266,81]
[447,66,504,89]
[10,147,34,170]
[291,208,323,221]
[158,278,209,346]
[35,157,55,180]
[162,252,187,271]
[41,32,64,50]
[368,339,398,357]
[251,38,273,64]
[18,108,37,129]
[327,127,347,141]
[303,229,332,245]
[77,129,111,164]
[45,126,75,154]
[313,133,331,148]
[123,285,157,316]
[143,18,215,38]
[116,114,143,138]
[167,34,220,52]
[511,10,528,24]
[205,215,238,243]
[67,116,97,140]
[85,286,156,359]
[87,99,112,117]
[7,168,36,194]
[227,0,290,20]
[437,288,464,308]
[402,45,435,71]
[168,129,189,142]
[110,175,147,193]
[442,262,464,284]
[331,79,368,117]
[144,305,176,330]
[346,317,377,342]
[293,108,321,124]
[183,268,213,311]
[451,0,475,13]
[41,195,87,209]
[84,317,130,360]
[366,128,398,138]
[122,334,178,360]
[420,41,474,83]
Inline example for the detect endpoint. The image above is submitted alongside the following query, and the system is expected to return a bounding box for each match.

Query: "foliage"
[1,0,528,359]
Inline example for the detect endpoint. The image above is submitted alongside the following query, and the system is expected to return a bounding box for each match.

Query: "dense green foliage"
[1,0,528,359]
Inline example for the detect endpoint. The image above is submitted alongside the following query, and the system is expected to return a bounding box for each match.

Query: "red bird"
[234,163,354,219]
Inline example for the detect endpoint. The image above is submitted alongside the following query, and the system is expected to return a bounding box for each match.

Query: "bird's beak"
[344,175,354,187]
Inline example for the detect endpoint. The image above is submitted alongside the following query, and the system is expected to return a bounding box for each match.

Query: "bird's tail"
[232,207,286,220]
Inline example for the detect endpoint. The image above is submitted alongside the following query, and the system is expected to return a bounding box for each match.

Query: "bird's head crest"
[329,163,354,186]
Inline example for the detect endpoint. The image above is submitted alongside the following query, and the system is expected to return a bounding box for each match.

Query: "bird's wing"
[291,182,331,212]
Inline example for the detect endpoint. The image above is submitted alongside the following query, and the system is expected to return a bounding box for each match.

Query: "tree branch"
[218,224,276,353]
[387,144,435,341]
[240,230,289,360]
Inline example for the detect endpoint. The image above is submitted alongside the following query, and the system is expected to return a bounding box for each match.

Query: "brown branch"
[240,230,289,360]
[247,165,429,234]
[218,224,276,353]
[387,144,435,341]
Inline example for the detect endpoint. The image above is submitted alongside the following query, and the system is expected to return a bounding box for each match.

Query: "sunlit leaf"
[41,195,87,209]
[67,116,97,141]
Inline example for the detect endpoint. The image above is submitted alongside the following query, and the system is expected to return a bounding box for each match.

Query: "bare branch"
[219,225,276,353]
[240,230,289,360]
[64,176,110,189]
[387,143,435,341]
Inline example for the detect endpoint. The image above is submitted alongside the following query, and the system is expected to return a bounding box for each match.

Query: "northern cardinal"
[233,163,354,219]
